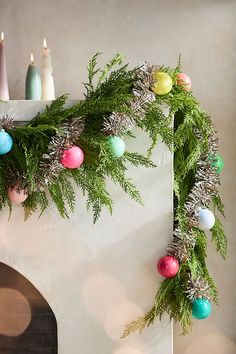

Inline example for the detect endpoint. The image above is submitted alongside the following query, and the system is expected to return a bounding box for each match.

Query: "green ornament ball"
[192,298,211,320]
[210,154,224,174]
[108,136,125,157]
[152,72,173,95]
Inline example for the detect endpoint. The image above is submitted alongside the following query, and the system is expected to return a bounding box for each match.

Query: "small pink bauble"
[61,146,84,169]
[177,73,192,92]
[157,256,179,278]
[7,187,28,204]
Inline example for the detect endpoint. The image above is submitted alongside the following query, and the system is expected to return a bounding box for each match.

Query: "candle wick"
[43,38,47,50]
[30,53,34,65]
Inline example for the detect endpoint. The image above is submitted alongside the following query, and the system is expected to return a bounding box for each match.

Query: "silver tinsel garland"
[185,130,220,226]
[102,62,156,136]
[185,276,211,301]
[167,228,196,262]
[36,117,85,189]
[102,112,134,136]
[0,115,15,130]
[7,170,28,192]
[169,129,220,301]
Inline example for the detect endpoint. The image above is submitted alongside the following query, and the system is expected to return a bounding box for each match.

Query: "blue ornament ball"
[198,208,215,231]
[0,130,13,155]
[108,136,125,158]
[192,298,211,320]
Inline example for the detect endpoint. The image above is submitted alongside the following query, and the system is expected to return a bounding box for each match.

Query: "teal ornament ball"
[192,298,211,320]
[108,136,125,157]
[210,154,224,174]
[0,130,13,155]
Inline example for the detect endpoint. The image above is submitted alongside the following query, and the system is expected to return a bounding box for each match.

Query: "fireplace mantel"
[0,100,173,354]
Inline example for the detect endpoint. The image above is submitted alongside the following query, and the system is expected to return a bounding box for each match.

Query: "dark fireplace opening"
[0,262,57,354]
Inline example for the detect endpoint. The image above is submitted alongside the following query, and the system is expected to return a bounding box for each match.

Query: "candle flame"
[30,53,34,64]
[1,32,4,42]
[43,37,47,49]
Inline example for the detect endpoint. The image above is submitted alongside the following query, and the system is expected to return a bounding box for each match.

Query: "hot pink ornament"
[177,73,192,92]
[157,255,179,278]
[7,187,28,204]
[61,146,84,169]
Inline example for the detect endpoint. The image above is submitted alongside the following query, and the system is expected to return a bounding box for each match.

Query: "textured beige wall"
[0,0,236,353]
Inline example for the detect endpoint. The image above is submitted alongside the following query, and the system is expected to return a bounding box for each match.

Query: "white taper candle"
[41,38,55,100]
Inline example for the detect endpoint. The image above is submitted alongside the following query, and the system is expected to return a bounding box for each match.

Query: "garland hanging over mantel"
[0,54,226,334]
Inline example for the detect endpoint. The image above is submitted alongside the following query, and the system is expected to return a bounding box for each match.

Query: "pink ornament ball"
[7,187,28,204]
[177,73,192,92]
[61,146,84,169]
[157,255,179,278]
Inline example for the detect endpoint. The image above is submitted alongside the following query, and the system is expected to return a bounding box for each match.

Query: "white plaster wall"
[0,1,236,353]
[0,101,173,354]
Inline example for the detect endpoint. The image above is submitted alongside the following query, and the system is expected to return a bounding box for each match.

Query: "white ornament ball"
[198,208,215,231]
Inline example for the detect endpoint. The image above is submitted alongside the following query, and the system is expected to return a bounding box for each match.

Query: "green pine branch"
[0,55,226,337]
[211,217,227,259]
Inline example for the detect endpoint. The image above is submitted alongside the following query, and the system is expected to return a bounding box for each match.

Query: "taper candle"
[25,54,42,100]
[41,38,55,100]
[0,32,9,101]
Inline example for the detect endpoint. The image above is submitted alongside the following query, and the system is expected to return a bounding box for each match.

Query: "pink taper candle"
[0,32,9,100]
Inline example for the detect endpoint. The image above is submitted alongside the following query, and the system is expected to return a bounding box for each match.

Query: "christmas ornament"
[210,154,224,174]
[152,72,172,95]
[177,73,192,92]
[197,208,215,231]
[7,187,28,204]
[157,255,179,278]
[192,298,211,320]
[0,129,13,155]
[108,136,125,157]
[61,146,84,169]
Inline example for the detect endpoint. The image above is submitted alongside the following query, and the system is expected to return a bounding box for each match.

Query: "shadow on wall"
[0,262,57,353]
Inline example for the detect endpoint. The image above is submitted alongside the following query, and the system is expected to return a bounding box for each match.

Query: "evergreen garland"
[0,54,226,334]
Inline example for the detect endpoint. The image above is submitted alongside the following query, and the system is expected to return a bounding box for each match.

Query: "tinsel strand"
[167,228,196,262]
[185,276,211,301]
[0,115,16,130]
[102,62,156,136]
[185,130,220,226]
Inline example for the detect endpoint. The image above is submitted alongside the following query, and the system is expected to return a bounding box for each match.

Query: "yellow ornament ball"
[152,72,173,95]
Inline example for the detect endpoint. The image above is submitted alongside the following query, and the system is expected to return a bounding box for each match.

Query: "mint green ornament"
[108,136,125,158]
[192,298,211,320]
[210,154,224,174]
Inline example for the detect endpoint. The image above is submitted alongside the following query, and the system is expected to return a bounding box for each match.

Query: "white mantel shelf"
[0,100,79,121]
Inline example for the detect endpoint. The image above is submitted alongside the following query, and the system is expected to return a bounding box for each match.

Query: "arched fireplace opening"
[0,262,57,353]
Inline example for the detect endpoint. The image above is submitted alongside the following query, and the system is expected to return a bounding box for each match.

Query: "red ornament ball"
[7,187,28,204]
[61,146,84,169]
[177,73,192,92]
[157,255,179,278]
